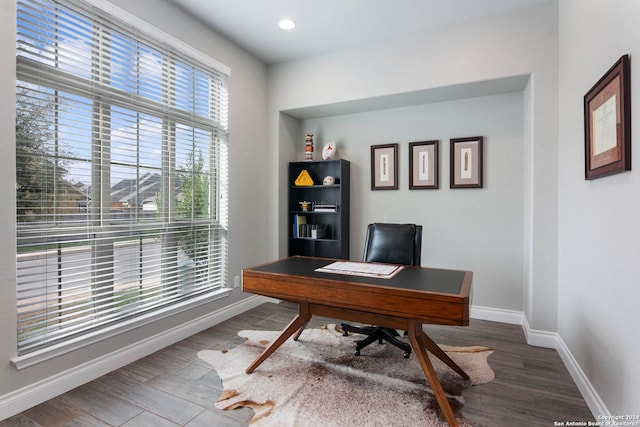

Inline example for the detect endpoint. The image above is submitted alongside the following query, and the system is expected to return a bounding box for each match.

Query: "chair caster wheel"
[354,350,360,356]
[403,352,410,359]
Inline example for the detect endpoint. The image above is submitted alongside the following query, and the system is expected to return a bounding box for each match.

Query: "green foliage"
[176,149,210,265]
[176,149,209,219]
[15,88,74,222]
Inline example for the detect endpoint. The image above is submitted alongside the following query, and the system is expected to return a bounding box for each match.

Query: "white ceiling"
[168,0,551,64]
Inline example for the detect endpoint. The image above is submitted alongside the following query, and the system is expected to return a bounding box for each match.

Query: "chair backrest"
[361,223,422,266]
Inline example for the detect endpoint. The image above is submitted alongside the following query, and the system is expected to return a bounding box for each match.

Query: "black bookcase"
[288,159,350,259]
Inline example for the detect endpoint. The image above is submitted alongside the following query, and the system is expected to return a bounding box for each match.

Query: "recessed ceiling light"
[278,19,296,31]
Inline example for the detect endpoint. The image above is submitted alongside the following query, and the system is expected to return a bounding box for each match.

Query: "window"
[15,0,229,361]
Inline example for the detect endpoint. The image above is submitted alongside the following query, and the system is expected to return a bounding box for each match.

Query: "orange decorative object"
[295,170,314,186]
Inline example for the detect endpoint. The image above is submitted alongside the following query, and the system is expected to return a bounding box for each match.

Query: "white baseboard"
[555,335,609,417]
[470,304,524,325]
[472,305,606,418]
[521,315,558,349]
[0,295,272,421]
[472,305,557,348]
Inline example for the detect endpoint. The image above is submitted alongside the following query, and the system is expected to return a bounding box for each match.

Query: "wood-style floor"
[1,301,594,426]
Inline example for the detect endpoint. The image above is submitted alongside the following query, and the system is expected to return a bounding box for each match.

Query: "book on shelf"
[293,218,329,239]
[293,214,307,238]
[311,224,327,239]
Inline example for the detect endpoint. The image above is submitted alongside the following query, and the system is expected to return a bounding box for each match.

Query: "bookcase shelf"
[288,159,350,259]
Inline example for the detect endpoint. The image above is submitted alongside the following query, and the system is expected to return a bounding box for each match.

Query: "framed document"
[584,54,631,180]
[409,140,439,189]
[450,136,483,189]
[371,143,398,190]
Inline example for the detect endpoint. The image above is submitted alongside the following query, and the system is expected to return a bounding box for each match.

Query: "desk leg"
[407,322,460,427]
[245,303,312,374]
[292,319,310,341]
[417,328,469,380]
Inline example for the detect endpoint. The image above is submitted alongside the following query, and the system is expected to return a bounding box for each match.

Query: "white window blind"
[15,0,229,358]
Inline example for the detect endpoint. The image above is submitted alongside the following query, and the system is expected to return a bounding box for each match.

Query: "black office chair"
[341,223,422,358]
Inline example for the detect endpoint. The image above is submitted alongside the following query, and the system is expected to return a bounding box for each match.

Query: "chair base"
[340,324,411,358]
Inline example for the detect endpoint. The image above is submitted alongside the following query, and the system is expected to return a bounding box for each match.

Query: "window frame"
[13,0,230,368]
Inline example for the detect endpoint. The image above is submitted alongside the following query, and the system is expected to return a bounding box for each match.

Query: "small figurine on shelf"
[299,201,311,211]
[304,131,314,161]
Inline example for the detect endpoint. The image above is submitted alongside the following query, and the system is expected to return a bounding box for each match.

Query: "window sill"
[11,287,232,370]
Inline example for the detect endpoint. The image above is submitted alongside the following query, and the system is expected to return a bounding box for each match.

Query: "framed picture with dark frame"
[584,54,631,180]
[371,143,398,190]
[450,136,483,189]
[409,140,439,189]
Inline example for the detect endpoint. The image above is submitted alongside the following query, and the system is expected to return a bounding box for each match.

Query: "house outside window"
[15,0,229,361]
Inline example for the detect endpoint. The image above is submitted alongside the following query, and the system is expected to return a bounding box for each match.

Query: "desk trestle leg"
[407,322,468,427]
[245,303,311,374]
[417,328,470,380]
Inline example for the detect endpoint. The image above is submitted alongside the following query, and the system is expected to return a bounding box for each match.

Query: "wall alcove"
[276,75,536,319]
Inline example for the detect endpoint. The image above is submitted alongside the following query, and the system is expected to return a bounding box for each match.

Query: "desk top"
[247,256,469,296]
[243,256,471,325]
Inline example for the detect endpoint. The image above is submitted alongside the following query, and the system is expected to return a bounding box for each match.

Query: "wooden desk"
[241,256,473,427]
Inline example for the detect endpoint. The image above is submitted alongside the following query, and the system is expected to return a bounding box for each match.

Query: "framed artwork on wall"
[584,54,631,180]
[371,143,398,190]
[409,140,439,189]
[450,136,483,189]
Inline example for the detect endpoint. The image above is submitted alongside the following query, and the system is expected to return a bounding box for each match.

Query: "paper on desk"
[315,261,404,279]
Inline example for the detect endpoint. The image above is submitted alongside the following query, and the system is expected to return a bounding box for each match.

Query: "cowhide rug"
[198,324,494,427]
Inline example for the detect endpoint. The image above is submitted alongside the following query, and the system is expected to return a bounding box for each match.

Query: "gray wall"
[558,0,640,414]
[0,0,268,417]
[268,3,559,332]
[300,93,525,311]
